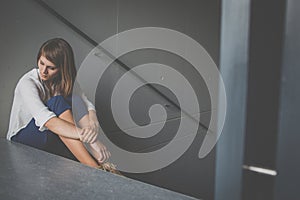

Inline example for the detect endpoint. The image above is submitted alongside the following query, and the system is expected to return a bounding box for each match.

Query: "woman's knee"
[46,95,71,116]
[67,95,88,122]
[46,95,88,123]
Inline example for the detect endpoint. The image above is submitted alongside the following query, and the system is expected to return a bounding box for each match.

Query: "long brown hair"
[37,38,76,97]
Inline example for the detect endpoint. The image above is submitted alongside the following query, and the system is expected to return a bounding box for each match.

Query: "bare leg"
[58,110,98,168]
[76,114,111,164]
[76,115,103,162]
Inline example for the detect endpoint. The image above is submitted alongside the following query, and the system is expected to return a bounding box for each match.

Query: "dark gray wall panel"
[117,0,220,65]
[107,112,210,153]
[124,124,216,199]
[241,0,287,199]
[42,0,118,44]
[243,0,286,170]
[242,171,275,200]
[42,0,220,64]
[42,0,219,132]
[95,49,211,133]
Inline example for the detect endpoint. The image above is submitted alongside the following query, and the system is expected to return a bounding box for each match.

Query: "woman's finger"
[89,128,97,143]
[86,128,96,143]
[98,151,106,163]
[84,128,92,142]
[103,148,111,162]
[90,132,98,143]
[83,128,94,143]
[102,148,110,163]
[79,128,88,142]
[104,150,110,162]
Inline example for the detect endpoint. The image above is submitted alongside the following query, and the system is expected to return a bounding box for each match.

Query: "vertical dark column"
[215,0,250,200]
[274,0,300,199]
[242,0,286,199]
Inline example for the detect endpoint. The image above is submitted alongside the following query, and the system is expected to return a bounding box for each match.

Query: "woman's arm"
[88,110,100,135]
[69,84,109,157]
[88,111,111,163]
[78,91,101,136]
[18,79,97,143]
[77,113,111,163]
[45,114,98,143]
[45,116,79,139]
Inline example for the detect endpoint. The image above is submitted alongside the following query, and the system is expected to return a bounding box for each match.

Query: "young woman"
[7,38,110,168]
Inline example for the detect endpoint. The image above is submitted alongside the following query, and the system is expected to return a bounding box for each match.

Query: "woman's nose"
[41,67,48,74]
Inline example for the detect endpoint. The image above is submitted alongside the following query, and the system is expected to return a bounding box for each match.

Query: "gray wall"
[0,0,221,199]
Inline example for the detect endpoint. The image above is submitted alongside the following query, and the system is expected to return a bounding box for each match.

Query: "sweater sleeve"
[81,92,96,111]
[72,81,96,111]
[17,77,56,131]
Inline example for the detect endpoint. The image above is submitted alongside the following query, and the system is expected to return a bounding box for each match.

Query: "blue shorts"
[11,95,88,161]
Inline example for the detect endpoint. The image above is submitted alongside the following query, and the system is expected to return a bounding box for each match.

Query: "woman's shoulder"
[19,68,38,80]
[17,68,40,88]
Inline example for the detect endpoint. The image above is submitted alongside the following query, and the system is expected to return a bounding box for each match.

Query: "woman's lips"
[40,74,47,79]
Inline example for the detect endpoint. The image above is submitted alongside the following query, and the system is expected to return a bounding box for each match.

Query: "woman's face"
[38,55,60,81]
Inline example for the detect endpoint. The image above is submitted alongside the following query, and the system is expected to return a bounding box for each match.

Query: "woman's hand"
[77,110,110,163]
[76,110,101,143]
[88,110,100,135]
[77,127,98,143]
[90,140,111,164]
